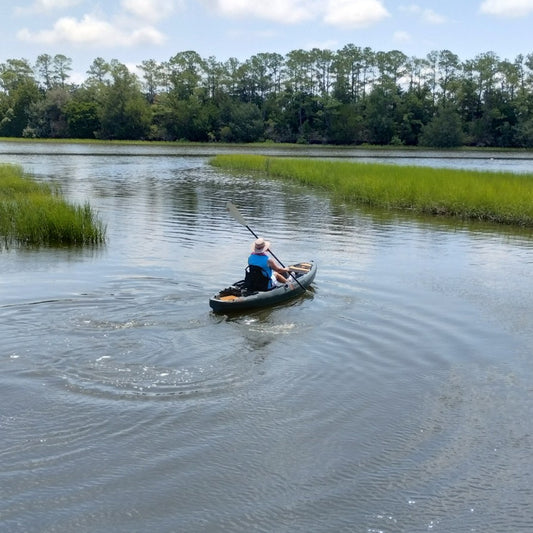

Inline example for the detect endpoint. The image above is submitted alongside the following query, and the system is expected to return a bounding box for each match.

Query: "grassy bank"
[0,164,106,247]
[211,154,533,227]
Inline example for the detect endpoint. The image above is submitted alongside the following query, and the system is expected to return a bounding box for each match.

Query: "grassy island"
[0,164,106,247]
[211,154,533,228]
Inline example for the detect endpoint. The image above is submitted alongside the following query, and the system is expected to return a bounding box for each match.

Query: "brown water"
[1,143,532,532]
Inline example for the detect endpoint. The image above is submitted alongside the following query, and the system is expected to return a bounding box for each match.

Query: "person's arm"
[268,258,289,275]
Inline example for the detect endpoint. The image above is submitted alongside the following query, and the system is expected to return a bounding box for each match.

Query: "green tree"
[35,53,54,90]
[138,59,165,104]
[64,88,100,138]
[515,116,533,147]
[438,50,462,105]
[220,101,264,142]
[152,94,217,141]
[329,102,364,144]
[420,105,464,147]
[98,60,151,139]
[310,48,335,97]
[202,55,225,101]
[333,45,374,104]
[0,58,35,92]
[166,50,205,100]
[52,54,72,87]
[375,50,407,89]
[86,57,111,87]
[397,86,433,145]
[284,49,315,94]
[0,59,41,137]
[26,86,71,137]
[364,86,397,145]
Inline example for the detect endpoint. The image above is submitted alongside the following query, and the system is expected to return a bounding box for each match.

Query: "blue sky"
[2,0,533,82]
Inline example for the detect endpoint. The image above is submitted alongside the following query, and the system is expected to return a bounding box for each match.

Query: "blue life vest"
[248,253,273,289]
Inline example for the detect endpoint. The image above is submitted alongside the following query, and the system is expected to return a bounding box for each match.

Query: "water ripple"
[1,289,256,403]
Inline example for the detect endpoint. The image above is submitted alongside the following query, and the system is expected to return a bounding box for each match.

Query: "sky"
[2,0,533,82]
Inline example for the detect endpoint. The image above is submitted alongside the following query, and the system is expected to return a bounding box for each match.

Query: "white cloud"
[201,0,391,27]
[479,0,533,17]
[399,4,447,24]
[121,0,182,23]
[421,9,447,24]
[17,14,166,46]
[400,4,421,16]
[324,0,390,28]
[201,0,317,24]
[394,30,411,43]
[14,0,82,15]
[15,0,177,48]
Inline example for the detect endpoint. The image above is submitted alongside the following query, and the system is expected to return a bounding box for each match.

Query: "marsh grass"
[211,154,533,227]
[0,164,106,247]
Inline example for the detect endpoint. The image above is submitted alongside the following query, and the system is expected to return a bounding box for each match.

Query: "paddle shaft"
[226,202,307,291]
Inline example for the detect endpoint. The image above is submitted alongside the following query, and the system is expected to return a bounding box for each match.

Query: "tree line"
[1,46,533,147]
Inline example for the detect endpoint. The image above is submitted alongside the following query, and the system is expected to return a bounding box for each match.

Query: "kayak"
[210,260,317,313]
[209,261,317,313]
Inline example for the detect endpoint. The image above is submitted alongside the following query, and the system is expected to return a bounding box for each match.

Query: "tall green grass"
[211,154,533,227]
[0,164,106,247]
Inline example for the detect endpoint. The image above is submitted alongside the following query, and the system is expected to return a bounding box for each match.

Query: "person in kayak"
[248,237,290,289]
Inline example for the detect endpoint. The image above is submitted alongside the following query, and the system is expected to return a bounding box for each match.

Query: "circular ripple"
[2,290,255,403]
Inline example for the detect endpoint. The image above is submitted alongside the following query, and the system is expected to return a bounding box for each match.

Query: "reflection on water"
[1,143,532,532]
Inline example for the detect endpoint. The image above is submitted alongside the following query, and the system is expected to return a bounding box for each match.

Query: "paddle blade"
[226,201,248,227]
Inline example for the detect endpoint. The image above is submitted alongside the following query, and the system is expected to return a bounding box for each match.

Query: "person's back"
[247,237,289,290]
[248,242,273,290]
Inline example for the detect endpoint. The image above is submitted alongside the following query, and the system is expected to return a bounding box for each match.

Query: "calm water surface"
[1,143,532,532]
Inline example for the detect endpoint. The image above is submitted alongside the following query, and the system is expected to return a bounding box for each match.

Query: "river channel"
[1,142,532,532]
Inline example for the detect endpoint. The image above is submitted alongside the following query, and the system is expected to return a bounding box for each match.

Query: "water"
[1,143,532,532]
